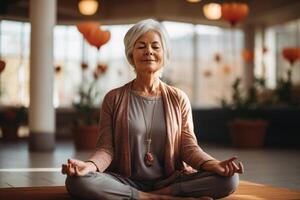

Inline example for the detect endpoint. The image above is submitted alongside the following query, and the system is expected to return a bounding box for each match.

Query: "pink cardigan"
[89,80,214,179]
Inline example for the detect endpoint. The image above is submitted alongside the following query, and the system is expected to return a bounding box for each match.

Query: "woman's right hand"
[61,159,97,176]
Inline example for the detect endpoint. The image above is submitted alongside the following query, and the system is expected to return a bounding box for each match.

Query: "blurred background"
[0,0,300,192]
[0,0,300,149]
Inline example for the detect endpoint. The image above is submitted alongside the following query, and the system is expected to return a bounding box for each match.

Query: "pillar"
[29,0,56,151]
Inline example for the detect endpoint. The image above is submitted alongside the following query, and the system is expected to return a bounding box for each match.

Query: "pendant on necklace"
[144,152,154,167]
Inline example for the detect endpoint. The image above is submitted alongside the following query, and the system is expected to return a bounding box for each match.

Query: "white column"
[243,24,255,91]
[29,0,56,151]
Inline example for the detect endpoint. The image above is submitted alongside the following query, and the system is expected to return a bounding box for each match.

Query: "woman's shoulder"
[162,82,189,101]
[103,81,131,101]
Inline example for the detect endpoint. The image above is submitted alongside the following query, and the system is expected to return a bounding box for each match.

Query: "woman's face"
[132,31,164,74]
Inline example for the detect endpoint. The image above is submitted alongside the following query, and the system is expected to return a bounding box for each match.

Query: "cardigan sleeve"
[179,91,215,169]
[88,92,114,172]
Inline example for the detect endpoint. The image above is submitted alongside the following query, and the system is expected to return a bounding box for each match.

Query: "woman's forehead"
[135,31,162,43]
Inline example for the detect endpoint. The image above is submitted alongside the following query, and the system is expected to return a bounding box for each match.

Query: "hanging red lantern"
[81,62,88,70]
[203,69,212,78]
[86,28,111,49]
[282,47,300,65]
[55,65,62,74]
[223,65,231,75]
[242,49,254,62]
[214,53,222,63]
[262,46,268,55]
[76,22,100,37]
[99,30,111,47]
[97,63,108,74]
[221,3,249,26]
[0,60,6,74]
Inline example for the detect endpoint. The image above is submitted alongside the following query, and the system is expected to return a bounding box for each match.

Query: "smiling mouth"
[142,60,156,62]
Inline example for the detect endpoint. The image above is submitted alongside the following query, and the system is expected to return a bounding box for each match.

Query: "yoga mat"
[0,181,299,200]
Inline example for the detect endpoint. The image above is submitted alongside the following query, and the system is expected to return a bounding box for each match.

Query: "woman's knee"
[65,175,91,199]
[215,173,239,199]
[65,172,106,199]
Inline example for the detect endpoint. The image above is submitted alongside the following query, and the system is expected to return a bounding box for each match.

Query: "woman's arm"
[178,91,244,176]
[62,92,115,176]
[87,92,115,171]
[179,91,215,169]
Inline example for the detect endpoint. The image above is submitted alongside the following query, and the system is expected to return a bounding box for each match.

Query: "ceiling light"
[186,0,201,3]
[203,3,221,20]
[78,0,99,16]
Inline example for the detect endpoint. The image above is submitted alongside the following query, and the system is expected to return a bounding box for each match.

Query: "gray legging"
[65,170,239,200]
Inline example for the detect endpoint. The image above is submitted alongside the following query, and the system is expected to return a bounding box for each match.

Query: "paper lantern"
[203,69,212,78]
[0,60,6,74]
[223,65,231,75]
[76,22,100,37]
[242,49,254,62]
[262,47,268,55]
[78,0,99,16]
[203,3,221,20]
[282,47,300,65]
[81,62,88,70]
[221,3,249,26]
[214,53,222,63]
[86,28,110,49]
[98,30,111,48]
[186,0,201,3]
[55,65,62,74]
[97,64,108,74]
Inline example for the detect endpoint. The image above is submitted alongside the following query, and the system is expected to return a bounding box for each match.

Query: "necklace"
[140,93,158,167]
[131,81,159,167]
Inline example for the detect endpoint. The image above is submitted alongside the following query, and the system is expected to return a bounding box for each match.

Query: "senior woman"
[62,19,244,200]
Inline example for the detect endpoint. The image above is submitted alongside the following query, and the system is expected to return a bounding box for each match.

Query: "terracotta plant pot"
[72,125,99,150]
[228,119,268,148]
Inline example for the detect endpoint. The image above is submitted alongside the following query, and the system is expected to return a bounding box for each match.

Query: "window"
[0,21,30,106]
[162,21,244,107]
[0,20,244,108]
[269,19,300,86]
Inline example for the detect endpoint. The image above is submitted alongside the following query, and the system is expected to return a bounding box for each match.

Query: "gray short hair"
[124,19,171,67]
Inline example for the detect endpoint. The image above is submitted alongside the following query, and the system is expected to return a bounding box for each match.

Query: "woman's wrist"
[199,159,218,170]
[85,160,98,172]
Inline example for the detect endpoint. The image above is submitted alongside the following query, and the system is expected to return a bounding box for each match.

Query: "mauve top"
[129,91,166,181]
[89,80,215,183]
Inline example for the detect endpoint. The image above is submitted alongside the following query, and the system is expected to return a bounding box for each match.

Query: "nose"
[145,51,153,56]
[145,46,153,56]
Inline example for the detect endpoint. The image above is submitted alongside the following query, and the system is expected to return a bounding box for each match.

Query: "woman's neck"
[132,75,160,95]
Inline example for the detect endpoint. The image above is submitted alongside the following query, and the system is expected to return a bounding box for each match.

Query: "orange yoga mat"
[224,181,300,200]
[0,181,300,200]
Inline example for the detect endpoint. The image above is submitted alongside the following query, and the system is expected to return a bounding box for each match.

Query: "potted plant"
[221,78,269,148]
[72,24,110,150]
[72,63,107,150]
[0,106,26,141]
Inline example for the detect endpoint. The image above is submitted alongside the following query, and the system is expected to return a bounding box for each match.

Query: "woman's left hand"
[201,156,244,177]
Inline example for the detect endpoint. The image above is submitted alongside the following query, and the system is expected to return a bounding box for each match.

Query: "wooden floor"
[0,140,299,192]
